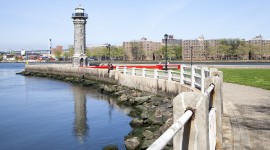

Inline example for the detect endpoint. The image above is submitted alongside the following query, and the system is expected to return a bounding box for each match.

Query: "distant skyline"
[0,0,269,51]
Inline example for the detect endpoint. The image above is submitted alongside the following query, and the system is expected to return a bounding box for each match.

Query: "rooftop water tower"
[72,5,88,67]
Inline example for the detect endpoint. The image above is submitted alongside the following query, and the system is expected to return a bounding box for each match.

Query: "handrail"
[117,64,212,93]
[147,84,217,150]
[147,110,193,150]
[204,84,215,96]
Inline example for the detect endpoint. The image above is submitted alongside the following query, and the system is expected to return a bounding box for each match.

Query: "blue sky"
[0,0,269,51]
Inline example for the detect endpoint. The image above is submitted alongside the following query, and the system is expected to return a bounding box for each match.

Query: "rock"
[134,105,147,113]
[125,137,140,150]
[112,90,125,97]
[16,71,25,75]
[128,110,138,117]
[130,118,144,127]
[131,91,142,97]
[132,96,152,104]
[83,80,94,86]
[145,107,165,125]
[143,130,154,139]
[103,85,116,94]
[102,145,118,150]
[143,102,155,108]
[145,125,160,132]
[151,97,165,106]
[159,118,173,134]
[152,101,160,106]
[22,71,31,76]
[127,128,144,138]
[153,130,162,139]
[154,108,164,118]
[145,114,163,125]
[166,102,173,108]
[162,111,173,122]
[141,109,154,119]
[163,146,173,150]
[141,139,156,149]
[116,94,128,104]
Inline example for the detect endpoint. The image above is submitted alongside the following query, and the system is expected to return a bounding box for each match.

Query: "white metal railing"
[147,110,193,150]
[117,64,212,93]
[147,84,216,150]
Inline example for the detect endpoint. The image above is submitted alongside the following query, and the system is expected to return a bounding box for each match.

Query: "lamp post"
[106,44,111,64]
[164,34,168,70]
[190,46,193,67]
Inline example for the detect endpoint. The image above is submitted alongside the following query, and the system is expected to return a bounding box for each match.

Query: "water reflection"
[72,85,88,143]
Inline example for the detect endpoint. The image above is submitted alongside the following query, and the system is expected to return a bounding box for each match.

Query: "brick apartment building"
[247,35,270,59]
[123,37,162,60]
[182,35,270,61]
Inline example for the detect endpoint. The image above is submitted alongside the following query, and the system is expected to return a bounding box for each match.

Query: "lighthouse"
[72,5,88,67]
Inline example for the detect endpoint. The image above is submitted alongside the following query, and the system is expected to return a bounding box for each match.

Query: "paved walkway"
[222,82,270,150]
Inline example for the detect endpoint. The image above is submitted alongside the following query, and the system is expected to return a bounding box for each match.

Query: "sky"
[0,0,269,51]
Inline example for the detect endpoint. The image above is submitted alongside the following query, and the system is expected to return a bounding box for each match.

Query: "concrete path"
[222,82,270,150]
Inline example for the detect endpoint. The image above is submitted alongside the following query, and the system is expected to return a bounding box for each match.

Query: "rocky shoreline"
[19,71,174,150]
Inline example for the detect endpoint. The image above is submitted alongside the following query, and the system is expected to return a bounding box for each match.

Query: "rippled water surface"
[0,63,132,150]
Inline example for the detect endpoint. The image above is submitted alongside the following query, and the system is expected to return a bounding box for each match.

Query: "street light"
[164,34,168,70]
[190,46,193,67]
[106,44,111,64]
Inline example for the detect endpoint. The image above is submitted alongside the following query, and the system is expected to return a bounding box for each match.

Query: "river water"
[0,63,132,150]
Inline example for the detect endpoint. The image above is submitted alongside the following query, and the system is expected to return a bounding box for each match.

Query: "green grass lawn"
[218,68,270,91]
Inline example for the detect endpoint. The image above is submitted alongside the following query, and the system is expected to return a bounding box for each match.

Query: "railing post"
[201,67,207,93]
[191,65,195,88]
[209,70,224,115]
[142,68,146,77]
[123,66,127,75]
[209,68,218,76]
[204,73,223,150]
[168,70,172,81]
[132,67,135,76]
[173,92,210,150]
[154,69,158,79]
[180,65,184,84]
[116,65,119,71]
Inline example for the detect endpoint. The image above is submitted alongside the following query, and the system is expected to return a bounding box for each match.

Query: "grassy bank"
[218,68,270,90]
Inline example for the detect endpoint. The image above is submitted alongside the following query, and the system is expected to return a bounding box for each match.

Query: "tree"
[68,47,74,57]
[157,45,182,61]
[157,46,165,60]
[248,44,261,60]
[0,54,3,61]
[111,46,124,60]
[219,39,244,59]
[204,41,216,60]
[90,47,107,61]
[218,44,230,60]
[86,48,91,57]
[172,45,182,60]
[137,49,145,60]
[235,43,249,60]
[129,41,143,60]
[63,52,69,61]
[54,49,63,60]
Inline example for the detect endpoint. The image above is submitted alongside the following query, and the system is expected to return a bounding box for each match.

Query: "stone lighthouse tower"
[72,5,88,67]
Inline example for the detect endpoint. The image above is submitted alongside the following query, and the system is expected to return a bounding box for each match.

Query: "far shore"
[1,59,270,64]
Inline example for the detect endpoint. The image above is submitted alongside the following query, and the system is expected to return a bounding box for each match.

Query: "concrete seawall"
[24,64,207,149]
[25,64,198,96]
